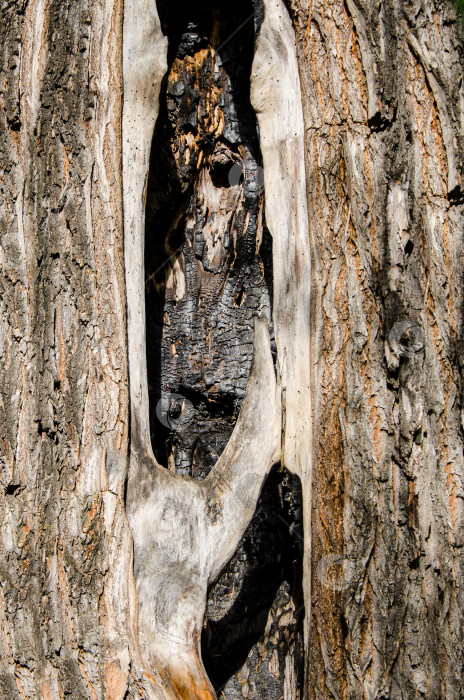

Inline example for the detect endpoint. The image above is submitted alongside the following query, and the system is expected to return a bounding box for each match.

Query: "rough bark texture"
[0,1,146,697]
[1,0,464,699]
[289,0,464,697]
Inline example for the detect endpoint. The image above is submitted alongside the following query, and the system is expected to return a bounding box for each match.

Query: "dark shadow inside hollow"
[144,0,304,694]
[145,0,269,474]
[202,467,305,695]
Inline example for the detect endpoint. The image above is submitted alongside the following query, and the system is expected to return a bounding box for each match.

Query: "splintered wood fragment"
[251,0,312,657]
[123,0,168,456]
[126,319,279,698]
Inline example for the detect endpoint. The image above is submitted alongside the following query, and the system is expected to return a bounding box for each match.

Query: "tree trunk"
[292,1,464,697]
[1,0,464,699]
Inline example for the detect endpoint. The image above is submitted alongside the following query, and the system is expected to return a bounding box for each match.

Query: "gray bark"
[0,1,142,697]
[1,0,464,699]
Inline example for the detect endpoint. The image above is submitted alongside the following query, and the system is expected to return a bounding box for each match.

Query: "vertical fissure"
[145,0,271,475]
[144,0,305,695]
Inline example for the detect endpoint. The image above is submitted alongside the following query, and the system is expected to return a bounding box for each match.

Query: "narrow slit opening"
[144,0,304,693]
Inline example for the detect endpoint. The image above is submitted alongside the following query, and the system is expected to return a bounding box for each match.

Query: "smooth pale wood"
[122,2,282,695]
[127,317,280,698]
[251,0,312,657]
[122,0,168,455]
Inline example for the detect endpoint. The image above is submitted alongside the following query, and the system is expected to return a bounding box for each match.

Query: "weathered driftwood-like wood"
[122,2,283,695]
[123,0,167,454]
[127,317,280,698]
[251,0,312,662]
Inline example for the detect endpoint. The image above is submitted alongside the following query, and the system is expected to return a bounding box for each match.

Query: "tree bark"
[1,0,464,699]
[290,0,464,697]
[0,1,143,697]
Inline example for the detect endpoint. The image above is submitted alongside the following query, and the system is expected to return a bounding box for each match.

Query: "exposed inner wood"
[127,316,281,699]
[251,0,312,674]
[144,1,305,696]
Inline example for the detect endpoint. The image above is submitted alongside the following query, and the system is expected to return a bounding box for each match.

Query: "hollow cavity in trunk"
[144,0,304,695]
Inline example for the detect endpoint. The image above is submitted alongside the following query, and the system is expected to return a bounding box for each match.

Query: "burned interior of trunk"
[144,0,304,695]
